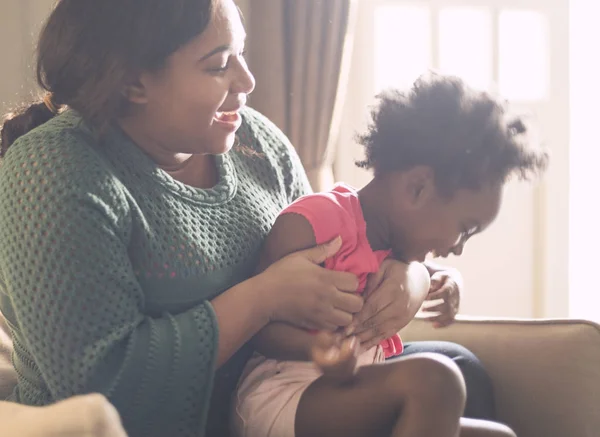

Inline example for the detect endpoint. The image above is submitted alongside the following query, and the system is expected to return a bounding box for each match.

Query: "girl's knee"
[389,353,466,406]
[415,353,466,398]
[406,342,496,419]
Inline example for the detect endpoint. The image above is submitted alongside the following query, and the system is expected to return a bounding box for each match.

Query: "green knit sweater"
[0,107,311,436]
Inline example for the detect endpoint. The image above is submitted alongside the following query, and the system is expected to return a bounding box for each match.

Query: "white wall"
[569,0,600,320]
[0,0,55,113]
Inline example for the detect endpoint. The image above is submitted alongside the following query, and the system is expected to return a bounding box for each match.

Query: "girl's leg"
[295,353,466,437]
[399,341,497,420]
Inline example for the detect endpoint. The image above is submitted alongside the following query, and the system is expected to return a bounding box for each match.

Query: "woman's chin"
[222,133,237,154]
[207,132,237,155]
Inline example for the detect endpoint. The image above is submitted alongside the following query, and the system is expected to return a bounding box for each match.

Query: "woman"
[0,0,495,435]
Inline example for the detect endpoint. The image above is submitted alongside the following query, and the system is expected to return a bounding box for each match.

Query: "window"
[498,10,549,100]
[374,5,431,92]
[438,8,492,91]
[372,3,550,101]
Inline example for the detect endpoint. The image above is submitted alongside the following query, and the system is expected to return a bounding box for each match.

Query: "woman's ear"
[122,73,150,104]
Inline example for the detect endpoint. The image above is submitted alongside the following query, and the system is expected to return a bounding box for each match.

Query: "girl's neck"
[358,179,393,252]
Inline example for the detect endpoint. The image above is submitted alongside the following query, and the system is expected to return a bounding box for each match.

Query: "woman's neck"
[358,179,393,252]
[117,116,190,167]
[117,117,218,189]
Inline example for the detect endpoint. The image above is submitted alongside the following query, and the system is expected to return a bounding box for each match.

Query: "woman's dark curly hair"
[356,73,548,195]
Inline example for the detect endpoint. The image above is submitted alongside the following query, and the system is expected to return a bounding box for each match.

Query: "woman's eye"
[208,50,246,74]
[209,62,229,73]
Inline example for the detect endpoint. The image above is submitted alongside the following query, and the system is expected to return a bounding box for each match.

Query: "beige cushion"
[402,317,600,437]
[0,394,127,437]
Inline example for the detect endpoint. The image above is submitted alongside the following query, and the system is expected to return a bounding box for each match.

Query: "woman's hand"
[260,237,363,331]
[421,270,462,328]
[311,331,359,384]
[346,260,430,350]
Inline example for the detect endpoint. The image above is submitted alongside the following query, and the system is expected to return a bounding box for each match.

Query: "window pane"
[499,10,550,101]
[439,8,492,90]
[374,5,431,92]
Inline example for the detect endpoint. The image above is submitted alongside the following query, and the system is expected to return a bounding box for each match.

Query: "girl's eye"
[459,226,479,244]
[466,226,478,236]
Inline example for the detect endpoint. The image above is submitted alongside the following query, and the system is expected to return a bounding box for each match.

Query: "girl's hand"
[421,270,462,328]
[260,237,363,331]
[347,260,430,350]
[311,331,359,383]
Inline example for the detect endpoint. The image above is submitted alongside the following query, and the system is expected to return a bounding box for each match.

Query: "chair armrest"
[0,394,127,437]
[0,315,15,400]
[401,316,600,437]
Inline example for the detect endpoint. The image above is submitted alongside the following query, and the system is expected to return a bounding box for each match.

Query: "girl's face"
[383,167,503,263]
[121,0,255,158]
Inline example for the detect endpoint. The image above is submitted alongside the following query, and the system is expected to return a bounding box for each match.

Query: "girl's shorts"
[231,346,385,437]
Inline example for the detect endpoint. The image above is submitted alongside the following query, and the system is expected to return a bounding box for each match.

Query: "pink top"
[280,183,403,358]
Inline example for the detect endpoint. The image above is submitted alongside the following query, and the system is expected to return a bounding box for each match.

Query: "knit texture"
[0,107,311,437]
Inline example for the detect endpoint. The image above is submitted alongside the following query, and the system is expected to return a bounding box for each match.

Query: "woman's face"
[384,168,503,263]
[124,0,255,158]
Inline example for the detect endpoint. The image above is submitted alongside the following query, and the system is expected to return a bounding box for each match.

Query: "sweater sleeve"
[0,130,218,436]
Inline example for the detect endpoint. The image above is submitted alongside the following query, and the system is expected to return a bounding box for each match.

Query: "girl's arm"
[251,213,323,361]
[254,217,434,361]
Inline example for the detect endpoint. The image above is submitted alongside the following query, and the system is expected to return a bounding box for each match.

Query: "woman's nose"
[233,57,256,96]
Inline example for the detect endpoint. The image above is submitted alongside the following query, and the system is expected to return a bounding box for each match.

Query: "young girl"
[232,73,547,437]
